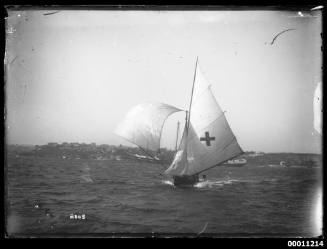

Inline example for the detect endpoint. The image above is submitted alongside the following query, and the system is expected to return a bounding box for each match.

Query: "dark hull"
[173,174,199,187]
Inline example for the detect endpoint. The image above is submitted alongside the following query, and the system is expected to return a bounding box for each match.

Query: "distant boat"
[115,58,244,186]
[247,152,264,157]
[280,161,287,167]
[223,158,247,167]
[268,161,289,167]
[132,153,160,162]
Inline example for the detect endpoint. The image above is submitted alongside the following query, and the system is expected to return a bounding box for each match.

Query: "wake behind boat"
[115,58,244,187]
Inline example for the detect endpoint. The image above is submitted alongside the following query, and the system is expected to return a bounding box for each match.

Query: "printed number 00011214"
[288,241,324,247]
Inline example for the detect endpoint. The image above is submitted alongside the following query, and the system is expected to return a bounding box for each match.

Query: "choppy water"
[6,155,322,237]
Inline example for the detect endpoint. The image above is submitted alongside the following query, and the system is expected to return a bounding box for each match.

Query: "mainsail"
[115,102,182,153]
[165,62,243,176]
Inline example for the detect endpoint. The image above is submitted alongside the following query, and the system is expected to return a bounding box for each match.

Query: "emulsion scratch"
[298,12,304,17]
[43,10,61,16]
[6,26,16,34]
[269,29,296,45]
[23,84,27,97]
[9,55,18,65]
[313,82,322,135]
[197,222,208,235]
[311,6,323,11]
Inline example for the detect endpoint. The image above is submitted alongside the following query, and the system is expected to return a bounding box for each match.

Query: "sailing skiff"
[115,58,243,186]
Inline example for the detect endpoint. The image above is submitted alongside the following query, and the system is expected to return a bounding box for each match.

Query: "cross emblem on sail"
[200,131,215,146]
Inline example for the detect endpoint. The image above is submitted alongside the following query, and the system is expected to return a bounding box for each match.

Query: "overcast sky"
[5,9,322,153]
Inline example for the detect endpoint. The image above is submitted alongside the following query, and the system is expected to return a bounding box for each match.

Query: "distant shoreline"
[6,143,322,168]
[5,143,322,156]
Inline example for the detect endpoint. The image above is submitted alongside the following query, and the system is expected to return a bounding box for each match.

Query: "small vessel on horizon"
[115,58,244,187]
[131,153,160,162]
[280,161,287,167]
[223,158,247,167]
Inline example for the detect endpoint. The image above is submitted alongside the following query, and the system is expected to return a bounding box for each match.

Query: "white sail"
[165,122,206,175]
[165,64,243,176]
[115,102,182,152]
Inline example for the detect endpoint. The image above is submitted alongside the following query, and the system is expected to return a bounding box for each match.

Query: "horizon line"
[5,142,322,155]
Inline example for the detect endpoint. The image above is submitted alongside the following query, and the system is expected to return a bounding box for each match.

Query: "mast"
[174,121,180,151]
[182,57,198,176]
[187,57,199,130]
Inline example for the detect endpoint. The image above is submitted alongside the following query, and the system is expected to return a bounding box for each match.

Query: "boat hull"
[173,174,199,186]
[223,159,247,167]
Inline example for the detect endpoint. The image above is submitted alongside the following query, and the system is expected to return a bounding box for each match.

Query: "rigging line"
[137,145,157,160]
[157,108,183,154]
[114,133,156,159]
[8,55,18,65]
[171,121,188,161]
[197,222,209,235]
[135,129,156,151]
[270,28,295,45]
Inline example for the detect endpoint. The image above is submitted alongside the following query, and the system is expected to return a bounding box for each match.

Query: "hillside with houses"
[6,143,175,164]
[6,143,321,168]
